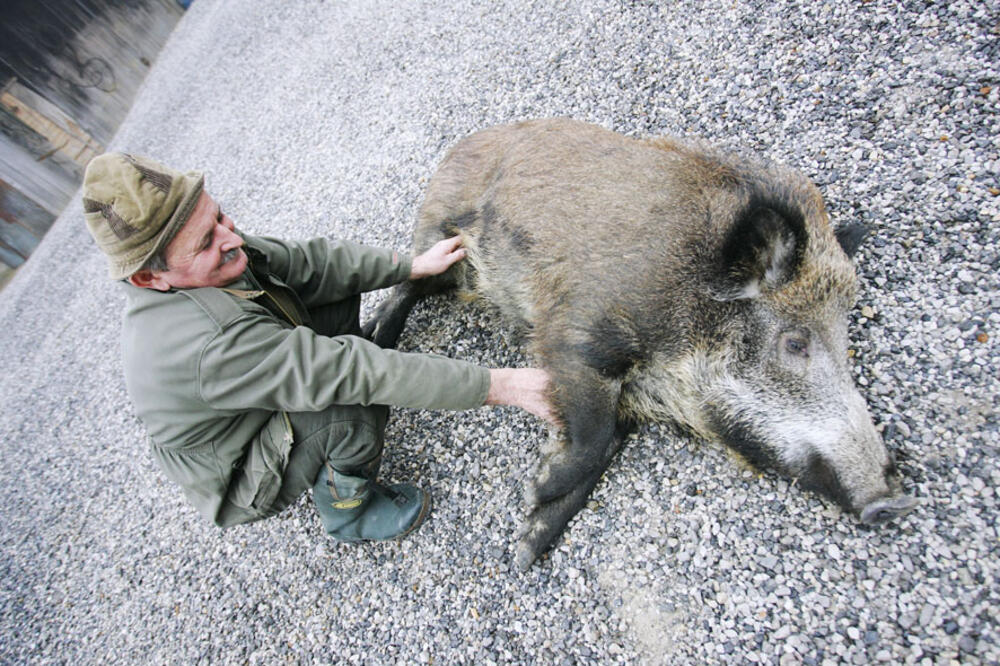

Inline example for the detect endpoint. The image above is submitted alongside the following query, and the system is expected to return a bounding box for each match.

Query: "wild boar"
[364,118,918,569]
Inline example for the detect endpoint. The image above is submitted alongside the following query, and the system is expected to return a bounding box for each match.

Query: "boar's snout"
[859,495,919,525]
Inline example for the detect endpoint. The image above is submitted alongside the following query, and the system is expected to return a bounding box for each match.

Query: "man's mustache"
[220,247,241,266]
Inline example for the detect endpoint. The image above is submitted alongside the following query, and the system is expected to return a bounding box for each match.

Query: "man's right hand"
[409,236,466,280]
[485,368,558,425]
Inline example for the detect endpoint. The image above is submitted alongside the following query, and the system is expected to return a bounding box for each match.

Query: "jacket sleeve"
[197,312,491,413]
[244,234,412,306]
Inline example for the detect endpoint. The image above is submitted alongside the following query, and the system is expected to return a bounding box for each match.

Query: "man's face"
[131,192,247,291]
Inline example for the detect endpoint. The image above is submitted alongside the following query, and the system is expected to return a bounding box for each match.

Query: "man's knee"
[324,405,387,472]
[287,403,388,472]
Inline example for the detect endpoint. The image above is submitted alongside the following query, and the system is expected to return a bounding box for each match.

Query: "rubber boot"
[313,463,430,541]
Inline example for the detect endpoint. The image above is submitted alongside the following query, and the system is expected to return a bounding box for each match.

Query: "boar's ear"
[712,202,806,301]
[834,222,868,259]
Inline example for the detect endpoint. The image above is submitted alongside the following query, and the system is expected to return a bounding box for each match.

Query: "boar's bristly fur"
[363,118,917,569]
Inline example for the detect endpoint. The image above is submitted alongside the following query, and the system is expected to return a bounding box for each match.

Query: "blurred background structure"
[0,0,184,286]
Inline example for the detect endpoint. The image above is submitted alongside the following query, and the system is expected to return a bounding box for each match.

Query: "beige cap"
[82,153,204,279]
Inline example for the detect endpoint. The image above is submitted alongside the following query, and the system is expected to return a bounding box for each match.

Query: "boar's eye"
[782,331,809,358]
[785,337,809,357]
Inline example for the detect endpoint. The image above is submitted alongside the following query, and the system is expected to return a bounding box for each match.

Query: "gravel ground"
[1,1,997,664]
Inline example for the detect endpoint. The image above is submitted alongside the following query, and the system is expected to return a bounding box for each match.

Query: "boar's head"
[681,186,918,524]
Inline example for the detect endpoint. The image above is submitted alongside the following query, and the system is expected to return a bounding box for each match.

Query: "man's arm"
[245,234,470,306]
[245,234,412,306]
[198,314,555,423]
[199,317,491,412]
[214,234,556,421]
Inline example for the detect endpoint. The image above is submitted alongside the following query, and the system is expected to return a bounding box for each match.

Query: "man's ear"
[128,270,171,292]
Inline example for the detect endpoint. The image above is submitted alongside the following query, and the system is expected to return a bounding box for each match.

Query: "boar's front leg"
[517,417,632,570]
[517,362,631,569]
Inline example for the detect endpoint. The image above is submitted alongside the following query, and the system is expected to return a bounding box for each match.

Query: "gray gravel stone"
[1,0,998,664]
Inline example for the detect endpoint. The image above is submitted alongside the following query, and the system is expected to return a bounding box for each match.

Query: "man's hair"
[136,248,169,274]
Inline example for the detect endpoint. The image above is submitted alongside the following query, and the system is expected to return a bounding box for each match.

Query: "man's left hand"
[409,236,466,279]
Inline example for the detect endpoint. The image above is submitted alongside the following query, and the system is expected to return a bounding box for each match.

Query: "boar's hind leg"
[361,268,462,349]
[360,281,421,349]
[361,213,473,348]
[517,417,632,570]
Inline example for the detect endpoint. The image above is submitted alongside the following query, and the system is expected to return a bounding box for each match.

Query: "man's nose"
[219,225,243,248]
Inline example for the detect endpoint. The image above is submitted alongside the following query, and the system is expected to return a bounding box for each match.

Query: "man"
[83,152,552,542]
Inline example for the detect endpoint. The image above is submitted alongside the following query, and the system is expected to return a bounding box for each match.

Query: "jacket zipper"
[261,290,301,326]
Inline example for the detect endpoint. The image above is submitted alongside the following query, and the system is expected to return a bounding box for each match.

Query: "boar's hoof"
[360,317,400,350]
[360,283,420,349]
[860,495,920,525]
[515,525,547,572]
[515,545,534,572]
[514,507,565,570]
[523,483,539,509]
[360,318,381,341]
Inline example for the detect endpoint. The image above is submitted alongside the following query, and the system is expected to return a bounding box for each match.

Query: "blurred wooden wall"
[0,0,184,275]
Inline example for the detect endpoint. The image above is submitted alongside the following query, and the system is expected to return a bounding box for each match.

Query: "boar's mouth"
[795,454,920,524]
[708,410,782,473]
[708,411,919,522]
[710,409,851,509]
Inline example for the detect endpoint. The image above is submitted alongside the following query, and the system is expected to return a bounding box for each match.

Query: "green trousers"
[257,295,389,517]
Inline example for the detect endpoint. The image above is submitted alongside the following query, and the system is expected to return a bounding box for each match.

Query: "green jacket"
[121,233,491,527]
